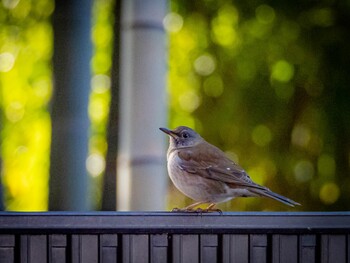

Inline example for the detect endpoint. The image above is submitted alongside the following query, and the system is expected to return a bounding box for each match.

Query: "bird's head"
[159,126,203,149]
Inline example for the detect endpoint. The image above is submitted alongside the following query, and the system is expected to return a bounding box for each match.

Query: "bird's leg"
[171,201,206,212]
[202,203,222,214]
[171,202,222,213]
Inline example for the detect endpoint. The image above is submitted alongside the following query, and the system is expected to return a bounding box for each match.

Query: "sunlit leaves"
[168,0,350,211]
[2,113,51,210]
[211,4,239,47]
[0,0,112,210]
[1,0,349,212]
[167,10,211,129]
[0,0,53,211]
[88,0,114,209]
[0,52,15,72]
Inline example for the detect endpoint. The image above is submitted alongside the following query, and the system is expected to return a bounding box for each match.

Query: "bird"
[160,126,300,212]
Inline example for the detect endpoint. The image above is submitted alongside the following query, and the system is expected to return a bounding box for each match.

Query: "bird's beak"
[159,127,178,138]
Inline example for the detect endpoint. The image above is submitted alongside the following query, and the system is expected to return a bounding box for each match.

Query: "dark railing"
[0,212,349,262]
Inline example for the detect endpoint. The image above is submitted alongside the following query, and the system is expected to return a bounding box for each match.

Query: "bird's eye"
[182,132,189,138]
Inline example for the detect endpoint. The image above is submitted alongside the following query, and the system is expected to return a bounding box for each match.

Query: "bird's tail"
[250,188,301,207]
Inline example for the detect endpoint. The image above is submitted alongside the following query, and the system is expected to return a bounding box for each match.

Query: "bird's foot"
[202,203,222,214]
[192,207,222,214]
[171,207,222,214]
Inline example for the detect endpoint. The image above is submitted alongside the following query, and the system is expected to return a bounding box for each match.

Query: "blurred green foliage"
[88,0,114,209]
[0,0,114,211]
[166,0,350,211]
[0,0,53,210]
[0,0,349,211]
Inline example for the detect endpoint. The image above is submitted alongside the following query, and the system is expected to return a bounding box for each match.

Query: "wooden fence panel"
[0,212,348,263]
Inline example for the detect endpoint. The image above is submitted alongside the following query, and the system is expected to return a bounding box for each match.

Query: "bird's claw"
[198,208,223,214]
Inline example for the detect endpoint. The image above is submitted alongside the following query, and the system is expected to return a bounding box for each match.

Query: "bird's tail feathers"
[250,188,301,207]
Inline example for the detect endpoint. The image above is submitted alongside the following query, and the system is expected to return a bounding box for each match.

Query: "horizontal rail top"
[0,212,349,234]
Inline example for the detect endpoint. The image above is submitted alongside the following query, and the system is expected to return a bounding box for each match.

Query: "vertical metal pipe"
[117,0,168,210]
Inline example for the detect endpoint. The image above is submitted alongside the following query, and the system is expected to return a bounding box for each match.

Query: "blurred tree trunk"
[117,0,168,210]
[101,0,121,211]
[49,0,92,210]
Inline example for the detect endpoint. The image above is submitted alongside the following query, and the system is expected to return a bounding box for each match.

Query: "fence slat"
[222,234,248,263]
[250,234,267,263]
[299,235,316,263]
[173,234,199,263]
[21,235,47,263]
[0,235,15,263]
[321,235,346,263]
[49,235,67,263]
[71,235,98,263]
[150,234,168,263]
[100,234,119,263]
[272,235,298,263]
[200,234,218,263]
[122,235,149,263]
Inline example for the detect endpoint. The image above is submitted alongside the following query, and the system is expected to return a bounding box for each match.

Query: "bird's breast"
[167,151,187,188]
[166,150,232,203]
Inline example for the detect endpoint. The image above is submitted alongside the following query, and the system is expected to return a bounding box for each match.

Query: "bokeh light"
[86,153,106,178]
[0,52,15,72]
[271,60,294,83]
[319,183,340,205]
[163,12,184,33]
[251,124,272,147]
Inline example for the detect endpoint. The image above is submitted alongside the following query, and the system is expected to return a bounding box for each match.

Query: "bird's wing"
[177,143,267,191]
[176,142,300,207]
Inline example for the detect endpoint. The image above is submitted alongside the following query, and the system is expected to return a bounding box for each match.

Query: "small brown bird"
[160,126,300,212]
